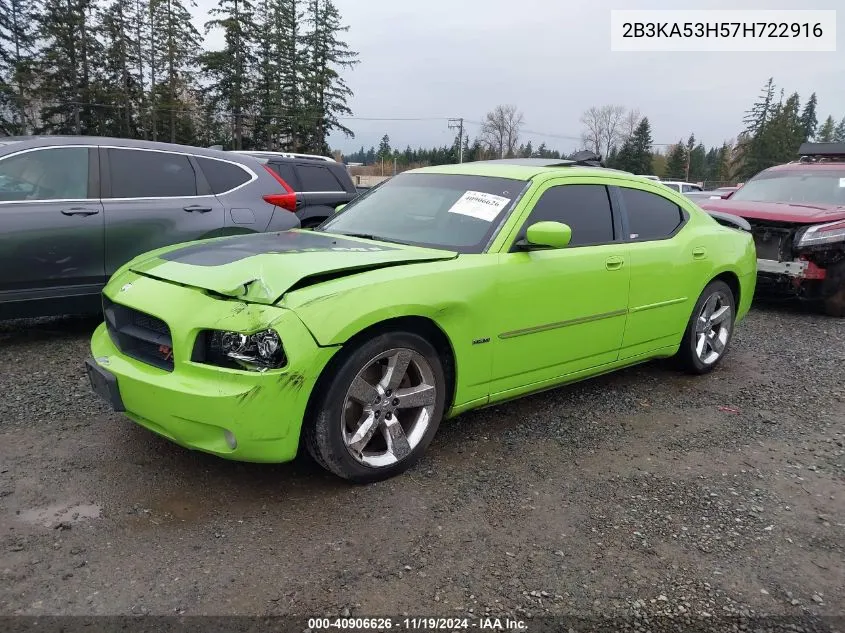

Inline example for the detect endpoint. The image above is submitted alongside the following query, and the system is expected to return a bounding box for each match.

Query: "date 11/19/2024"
[307,617,528,631]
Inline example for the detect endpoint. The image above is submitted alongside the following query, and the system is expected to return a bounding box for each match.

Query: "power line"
[26,100,682,148]
[447,117,464,163]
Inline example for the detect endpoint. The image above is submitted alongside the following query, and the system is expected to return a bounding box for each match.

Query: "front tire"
[303,331,446,483]
[677,280,736,375]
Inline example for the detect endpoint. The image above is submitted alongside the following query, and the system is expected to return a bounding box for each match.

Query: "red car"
[700,143,845,316]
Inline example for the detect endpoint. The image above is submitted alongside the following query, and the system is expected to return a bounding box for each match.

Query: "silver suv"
[0,136,300,320]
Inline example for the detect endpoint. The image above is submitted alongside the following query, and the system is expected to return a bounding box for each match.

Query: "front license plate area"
[85,359,126,412]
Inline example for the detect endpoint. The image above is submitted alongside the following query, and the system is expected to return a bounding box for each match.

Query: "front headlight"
[795,220,845,247]
[192,329,287,371]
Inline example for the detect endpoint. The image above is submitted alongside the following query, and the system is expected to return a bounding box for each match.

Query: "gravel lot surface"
[0,301,843,629]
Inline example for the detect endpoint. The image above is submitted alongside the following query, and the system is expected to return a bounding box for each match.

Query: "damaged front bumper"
[756,258,826,280]
[88,270,339,463]
[755,256,845,304]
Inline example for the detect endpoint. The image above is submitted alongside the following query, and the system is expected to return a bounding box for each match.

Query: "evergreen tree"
[523,140,533,158]
[628,117,653,174]
[37,0,104,134]
[377,134,391,160]
[609,139,630,171]
[605,145,619,168]
[252,0,279,148]
[816,115,836,142]
[717,142,733,182]
[665,142,687,180]
[739,78,776,179]
[99,0,146,137]
[685,134,706,181]
[834,117,845,143]
[149,0,200,143]
[767,91,803,163]
[274,0,306,150]
[799,92,818,141]
[201,0,257,149]
[132,0,150,137]
[0,0,39,134]
[301,0,358,153]
[703,147,719,182]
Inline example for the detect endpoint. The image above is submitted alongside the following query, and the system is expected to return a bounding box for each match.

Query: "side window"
[270,163,299,190]
[196,157,252,194]
[108,148,196,198]
[682,184,701,193]
[296,164,344,192]
[0,147,89,201]
[619,187,685,241]
[518,184,615,247]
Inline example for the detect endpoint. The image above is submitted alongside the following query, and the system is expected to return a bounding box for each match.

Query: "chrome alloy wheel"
[341,348,437,468]
[695,290,733,365]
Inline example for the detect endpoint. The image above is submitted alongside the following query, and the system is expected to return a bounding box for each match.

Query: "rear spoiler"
[705,210,751,232]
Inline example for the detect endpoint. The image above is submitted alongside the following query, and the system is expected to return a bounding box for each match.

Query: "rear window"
[297,164,344,192]
[108,148,196,198]
[619,187,685,240]
[196,157,252,194]
[270,163,299,190]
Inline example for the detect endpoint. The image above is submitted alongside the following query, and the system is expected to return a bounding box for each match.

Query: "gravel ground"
[0,301,843,630]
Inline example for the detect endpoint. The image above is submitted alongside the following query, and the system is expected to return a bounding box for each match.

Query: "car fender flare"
[302,308,463,413]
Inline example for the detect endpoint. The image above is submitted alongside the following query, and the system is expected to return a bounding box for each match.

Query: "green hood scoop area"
[129,230,457,304]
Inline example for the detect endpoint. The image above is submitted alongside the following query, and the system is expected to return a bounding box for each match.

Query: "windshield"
[321,172,527,253]
[731,170,845,207]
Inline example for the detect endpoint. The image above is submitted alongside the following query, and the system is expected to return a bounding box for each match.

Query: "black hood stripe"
[159,231,397,266]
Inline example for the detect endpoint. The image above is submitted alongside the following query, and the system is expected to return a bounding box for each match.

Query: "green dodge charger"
[87,158,757,482]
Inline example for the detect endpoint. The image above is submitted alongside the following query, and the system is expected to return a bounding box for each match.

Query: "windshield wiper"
[337,232,406,245]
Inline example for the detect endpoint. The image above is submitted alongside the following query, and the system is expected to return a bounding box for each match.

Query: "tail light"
[262,165,299,212]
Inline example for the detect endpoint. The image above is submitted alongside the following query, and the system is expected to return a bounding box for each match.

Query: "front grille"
[749,222,796,261]
[103,296,175,371]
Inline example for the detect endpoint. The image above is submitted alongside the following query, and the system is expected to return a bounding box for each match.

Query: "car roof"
[765,161,845,172]
[233,150,337,163]
[0,135,257,163]
[411,158,638,181]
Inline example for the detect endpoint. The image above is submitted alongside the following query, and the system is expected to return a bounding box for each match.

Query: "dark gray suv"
[0,136,300,319]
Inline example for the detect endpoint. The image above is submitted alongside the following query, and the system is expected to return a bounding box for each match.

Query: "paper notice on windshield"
[839,177,845,188]
[447,191,511,222]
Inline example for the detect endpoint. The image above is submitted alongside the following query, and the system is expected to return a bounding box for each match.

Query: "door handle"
[61,207,100,216]
[605,255,624,271]
[692,246,707,259]
[183,204,213,213]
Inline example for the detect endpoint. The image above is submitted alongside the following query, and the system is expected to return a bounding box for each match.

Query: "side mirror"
[519,221,572,250]
[335,203,347,213]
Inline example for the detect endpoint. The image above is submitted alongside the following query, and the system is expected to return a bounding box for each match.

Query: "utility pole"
[448,118,464,163]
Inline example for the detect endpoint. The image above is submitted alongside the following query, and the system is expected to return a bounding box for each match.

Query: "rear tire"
[303,331,446,483]
[677,280,736,375]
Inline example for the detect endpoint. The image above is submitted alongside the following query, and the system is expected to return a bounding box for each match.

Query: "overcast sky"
[191,0,845,154]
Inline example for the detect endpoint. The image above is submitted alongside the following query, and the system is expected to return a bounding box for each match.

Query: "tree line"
[351,79,845,186]
[0,0,357,153]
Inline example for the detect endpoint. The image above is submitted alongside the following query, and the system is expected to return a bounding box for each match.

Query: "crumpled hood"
[699,199,845,224]
[129,230,458,304]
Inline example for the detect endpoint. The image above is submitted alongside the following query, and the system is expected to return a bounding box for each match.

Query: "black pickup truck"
[234,151,358,228]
